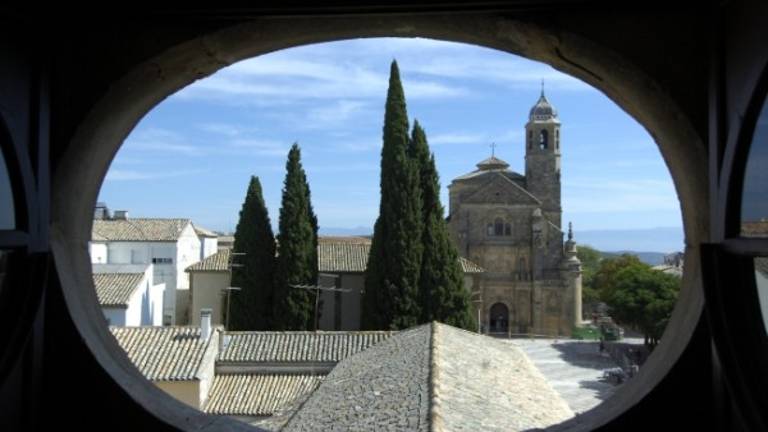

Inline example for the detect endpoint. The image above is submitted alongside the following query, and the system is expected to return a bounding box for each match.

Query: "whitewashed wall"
[190,271,230,326]
[201,237,218,260]
[89,242,108,263]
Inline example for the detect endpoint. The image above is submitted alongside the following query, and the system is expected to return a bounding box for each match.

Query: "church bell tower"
[525,85,562,228]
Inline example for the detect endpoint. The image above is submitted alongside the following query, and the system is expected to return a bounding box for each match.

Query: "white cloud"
[124,128,206,156]
[105,169,208,181]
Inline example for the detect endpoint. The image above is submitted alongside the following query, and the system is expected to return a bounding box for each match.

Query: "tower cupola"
[529,85,559,123]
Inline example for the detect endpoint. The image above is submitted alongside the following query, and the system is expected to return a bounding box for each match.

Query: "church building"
[447,90,582,336]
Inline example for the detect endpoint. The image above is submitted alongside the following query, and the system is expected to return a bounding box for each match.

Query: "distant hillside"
[319,226,373,236]
[575,226,684,255]
[600,251,668,266]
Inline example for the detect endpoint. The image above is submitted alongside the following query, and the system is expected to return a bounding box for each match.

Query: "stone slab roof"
[756,257,768,278]
[186,249,230,272]
[284,324,432,432]
[432,324,573,431]
[318,236,484,274]
[204,374,323,417]
[93,272,143,307]
[284,323,572,432]
[92,218,192,242]
[110,326,214,381]
[219,331,394,363]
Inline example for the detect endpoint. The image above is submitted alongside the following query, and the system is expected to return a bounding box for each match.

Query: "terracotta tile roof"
[93,272,144,307]
[204,374,323,416]
[458,257,485,273]
[186,249,230,272]
[92,218,191,242]
[193,224,218,238]
[318,237,371,273]
[317,236,484,274]
[110,326,214,381]
[219,331,394,363]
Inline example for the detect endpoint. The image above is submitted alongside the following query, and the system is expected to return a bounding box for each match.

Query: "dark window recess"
[152,257,173,264]
[539,129,548,150]
[494,218,504,236]
[0,146,14,229]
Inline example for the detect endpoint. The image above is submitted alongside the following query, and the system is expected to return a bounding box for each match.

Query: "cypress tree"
[272,143,319,330]
[410,122,474,329]
[229,176,275,330]
[362,60,423,330]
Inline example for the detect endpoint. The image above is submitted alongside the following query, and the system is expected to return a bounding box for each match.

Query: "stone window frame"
[46,13,707,432]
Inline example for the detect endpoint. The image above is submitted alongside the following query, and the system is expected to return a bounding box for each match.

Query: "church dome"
[476,156,510,171]
[529,91,559,122]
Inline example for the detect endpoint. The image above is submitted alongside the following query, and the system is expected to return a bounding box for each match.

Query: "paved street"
[506,338,632,414]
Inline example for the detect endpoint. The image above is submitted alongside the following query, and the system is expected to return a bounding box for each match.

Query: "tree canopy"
[228,176,275,330]
[592,254,680,347]
[362,60,424,330]
[410,121,474,330]
[272,143,319,330]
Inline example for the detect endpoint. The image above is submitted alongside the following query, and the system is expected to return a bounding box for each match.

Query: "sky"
[98,37,684,250]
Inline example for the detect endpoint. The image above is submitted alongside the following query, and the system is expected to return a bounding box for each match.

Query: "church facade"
[447,91,582,336]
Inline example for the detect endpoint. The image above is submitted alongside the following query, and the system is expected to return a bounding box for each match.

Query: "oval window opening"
[91,37,684,430]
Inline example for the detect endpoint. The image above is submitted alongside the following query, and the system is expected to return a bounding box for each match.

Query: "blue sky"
[98,37,683,248]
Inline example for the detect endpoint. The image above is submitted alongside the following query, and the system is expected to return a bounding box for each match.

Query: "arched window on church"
[504,223,512,236]
[556,129,559,150]
[487,223,494,236]
[494,218,504,236]
[539,129,549,149]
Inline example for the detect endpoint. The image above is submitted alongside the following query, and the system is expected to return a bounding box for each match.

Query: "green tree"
[607,265,679,347]
[362,60,423,330]
[272,143,319,330]
[409,121,474,329]
[228,176,276,330]
[577,244,603,305]
[592,254,645,303]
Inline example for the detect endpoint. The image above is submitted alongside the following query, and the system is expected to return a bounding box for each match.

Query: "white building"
[92,264,164,326]
[193,224,219,261]
[90,213,203,325]
[186,249,232,326]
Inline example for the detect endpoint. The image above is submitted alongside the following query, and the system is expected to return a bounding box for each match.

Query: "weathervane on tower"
[490,142,496,158]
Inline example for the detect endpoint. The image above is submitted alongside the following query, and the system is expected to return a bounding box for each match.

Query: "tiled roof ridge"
[223,330,394,335]
[428,322,443,431]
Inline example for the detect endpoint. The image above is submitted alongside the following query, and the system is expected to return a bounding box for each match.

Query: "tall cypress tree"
[229,176,275,330]
[362,60,423,330]
[410,123,475,329]
[272,143,319,330]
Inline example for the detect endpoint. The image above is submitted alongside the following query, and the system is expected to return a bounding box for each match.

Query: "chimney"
[94,202,111,220]
[200,308,212,340]
[113,210,129,220]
